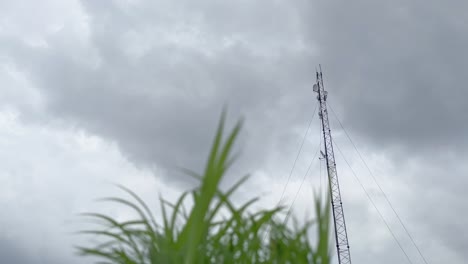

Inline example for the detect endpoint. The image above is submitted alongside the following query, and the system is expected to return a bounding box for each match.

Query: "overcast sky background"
[1,0,467,263]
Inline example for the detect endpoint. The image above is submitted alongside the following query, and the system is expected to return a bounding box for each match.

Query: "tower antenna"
[313,66,352,264]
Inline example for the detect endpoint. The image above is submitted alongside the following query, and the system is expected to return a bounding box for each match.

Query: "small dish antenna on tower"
[313,84,319,92]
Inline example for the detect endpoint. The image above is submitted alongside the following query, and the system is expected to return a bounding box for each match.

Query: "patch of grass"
[76,111,332,264]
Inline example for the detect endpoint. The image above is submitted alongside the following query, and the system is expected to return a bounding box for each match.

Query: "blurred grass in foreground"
[77,111,332,264]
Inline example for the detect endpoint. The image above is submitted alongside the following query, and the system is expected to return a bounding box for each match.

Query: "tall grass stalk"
[77,112,332,263]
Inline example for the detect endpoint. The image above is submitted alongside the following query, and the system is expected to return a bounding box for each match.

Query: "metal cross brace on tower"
[313,66,352,264]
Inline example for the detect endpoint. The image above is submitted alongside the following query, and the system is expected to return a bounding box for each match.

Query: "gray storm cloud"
[1,0,467,263]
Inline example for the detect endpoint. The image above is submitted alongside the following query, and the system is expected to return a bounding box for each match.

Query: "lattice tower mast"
[313,66,352,264]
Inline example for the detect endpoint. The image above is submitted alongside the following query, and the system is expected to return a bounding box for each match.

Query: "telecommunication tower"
[313,66,352,264]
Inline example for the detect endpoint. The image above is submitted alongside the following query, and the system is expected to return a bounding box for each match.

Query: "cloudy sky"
[1,0,467,263]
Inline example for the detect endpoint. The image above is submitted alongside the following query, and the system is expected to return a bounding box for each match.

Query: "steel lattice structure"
[314,67,352,264]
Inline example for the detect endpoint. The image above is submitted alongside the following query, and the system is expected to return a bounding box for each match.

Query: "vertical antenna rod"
[313,66,352,264]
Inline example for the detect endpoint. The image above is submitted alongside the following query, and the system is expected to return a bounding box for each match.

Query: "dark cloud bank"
[1,0,468,263]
